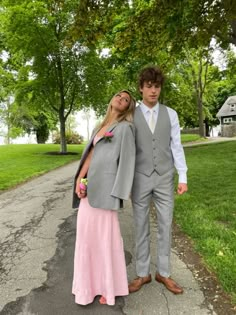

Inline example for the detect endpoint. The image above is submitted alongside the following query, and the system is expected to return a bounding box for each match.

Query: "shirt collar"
[140,101,159,114]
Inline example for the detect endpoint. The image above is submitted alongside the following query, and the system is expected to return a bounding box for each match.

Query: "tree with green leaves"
[114,0,236,53]
[205,49,236,132]
[184,46,214,137]
[162,0,236,48]
[0,55,25,143]
[105,0,235,135]
[0,0,110,152]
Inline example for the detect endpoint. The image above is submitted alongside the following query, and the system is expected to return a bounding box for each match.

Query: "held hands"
[177,183,188,195]
[75,178,87,199]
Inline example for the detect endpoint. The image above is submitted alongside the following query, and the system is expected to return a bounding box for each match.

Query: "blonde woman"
[72,90,136,306]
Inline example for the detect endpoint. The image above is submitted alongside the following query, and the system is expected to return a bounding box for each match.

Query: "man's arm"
[168,108,188,194]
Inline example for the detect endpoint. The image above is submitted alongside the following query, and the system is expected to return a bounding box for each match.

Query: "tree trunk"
[197,96,205,137]
[57,55,67,154]
[6,125,10,145]
[6,101,10,144]
[204,118,210,137]
[230,20,236,46]
[59,112,67,154]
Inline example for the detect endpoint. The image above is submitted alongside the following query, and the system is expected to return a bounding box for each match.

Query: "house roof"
[216,95,236,117]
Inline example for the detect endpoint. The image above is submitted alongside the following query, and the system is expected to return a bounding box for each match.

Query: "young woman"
[72,90,136,306]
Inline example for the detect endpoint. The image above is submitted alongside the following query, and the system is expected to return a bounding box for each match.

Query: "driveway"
[0,158,234,314]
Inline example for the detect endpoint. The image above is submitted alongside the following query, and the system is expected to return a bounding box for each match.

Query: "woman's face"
[111,92,131,113]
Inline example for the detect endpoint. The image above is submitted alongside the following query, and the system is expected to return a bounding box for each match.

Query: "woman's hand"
[75,178,87,199]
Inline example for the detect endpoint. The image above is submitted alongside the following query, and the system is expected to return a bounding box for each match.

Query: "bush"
[53,131,84,144]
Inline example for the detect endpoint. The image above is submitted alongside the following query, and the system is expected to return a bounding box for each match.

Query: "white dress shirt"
[139,102,188,183]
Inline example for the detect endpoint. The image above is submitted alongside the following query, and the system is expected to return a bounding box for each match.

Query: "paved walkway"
[0,138,235,314]
[183,136,236,147]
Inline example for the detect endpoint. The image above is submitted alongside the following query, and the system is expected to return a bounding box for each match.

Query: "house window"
[230,103,236,111]
[223,117,233,123]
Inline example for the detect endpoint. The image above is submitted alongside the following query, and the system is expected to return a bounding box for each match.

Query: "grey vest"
[134,104,174,176]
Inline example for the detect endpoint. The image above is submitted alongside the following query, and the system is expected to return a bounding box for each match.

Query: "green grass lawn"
[175,141,236,303]
[181,133,204,143]
[0,144,85,190]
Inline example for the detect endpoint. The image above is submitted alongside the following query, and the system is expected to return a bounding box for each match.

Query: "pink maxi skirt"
[72,197,128,305]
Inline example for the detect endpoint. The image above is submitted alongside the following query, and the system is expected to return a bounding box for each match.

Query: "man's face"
[140,81,161,107]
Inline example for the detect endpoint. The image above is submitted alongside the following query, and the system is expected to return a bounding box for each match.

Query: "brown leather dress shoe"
[155,273,183,294]
[128,274,152,293]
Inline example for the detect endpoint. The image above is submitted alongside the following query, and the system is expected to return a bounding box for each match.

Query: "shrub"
[53,131,84,144]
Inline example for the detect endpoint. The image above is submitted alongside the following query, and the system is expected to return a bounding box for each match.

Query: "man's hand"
[177,183,188,195]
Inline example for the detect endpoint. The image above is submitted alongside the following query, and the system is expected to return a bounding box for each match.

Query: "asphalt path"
[0,153,233,315]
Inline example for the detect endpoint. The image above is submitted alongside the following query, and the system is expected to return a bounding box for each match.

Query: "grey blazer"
[72,121,135,210]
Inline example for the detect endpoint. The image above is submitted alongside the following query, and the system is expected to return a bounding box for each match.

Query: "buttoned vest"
[133,104,174,176]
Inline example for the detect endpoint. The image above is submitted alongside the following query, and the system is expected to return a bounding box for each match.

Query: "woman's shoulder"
[118,120,134,127]
[117,120,135,134]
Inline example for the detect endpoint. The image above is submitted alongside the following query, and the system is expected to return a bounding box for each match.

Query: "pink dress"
[72,136,128,306]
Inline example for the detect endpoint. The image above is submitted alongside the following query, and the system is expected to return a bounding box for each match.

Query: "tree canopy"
[0,0,112,152]
[1,0,236,144]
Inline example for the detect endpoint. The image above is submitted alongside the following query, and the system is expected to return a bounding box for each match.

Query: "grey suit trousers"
[131,168,175,278]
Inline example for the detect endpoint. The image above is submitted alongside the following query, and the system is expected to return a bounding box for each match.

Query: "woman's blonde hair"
[100,90,136,128]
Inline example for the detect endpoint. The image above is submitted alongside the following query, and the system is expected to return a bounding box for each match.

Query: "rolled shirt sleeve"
[168,108,188,184]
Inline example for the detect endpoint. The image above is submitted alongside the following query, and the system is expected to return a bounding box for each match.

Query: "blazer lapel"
[96,121,119,144]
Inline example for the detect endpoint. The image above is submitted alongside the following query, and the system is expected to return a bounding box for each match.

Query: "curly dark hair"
[138,66,165,89]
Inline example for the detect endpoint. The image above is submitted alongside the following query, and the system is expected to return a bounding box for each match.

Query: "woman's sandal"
[99,296,107,304]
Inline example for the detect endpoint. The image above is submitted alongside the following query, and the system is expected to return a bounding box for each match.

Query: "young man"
[129,66,188,295]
